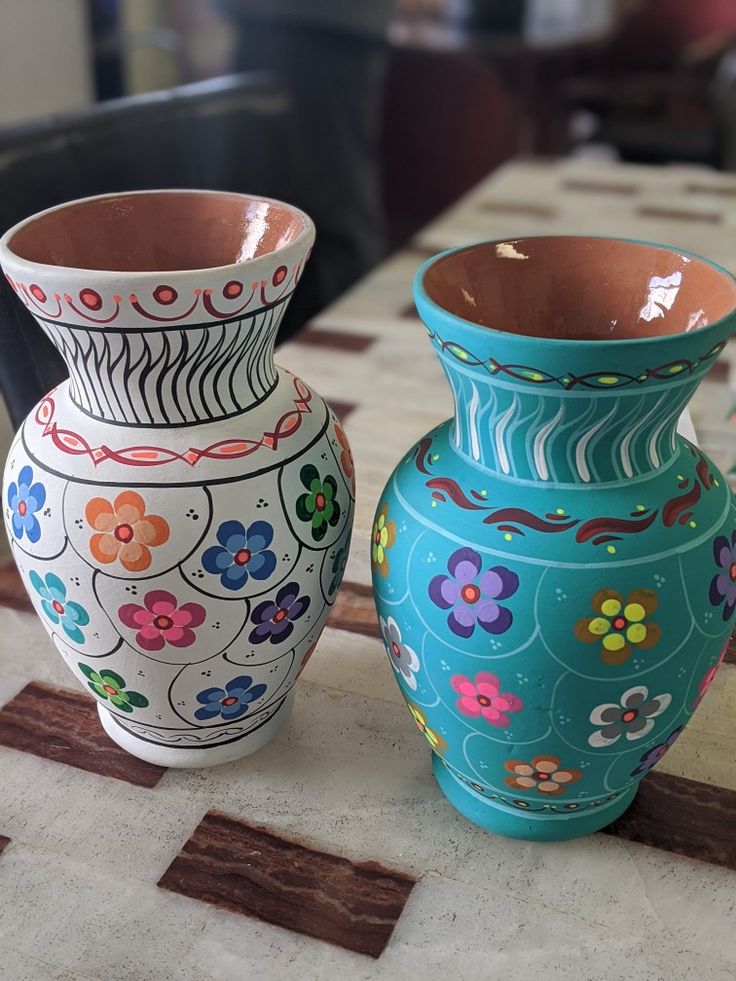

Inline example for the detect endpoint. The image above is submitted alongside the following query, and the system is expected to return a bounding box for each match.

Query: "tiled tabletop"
[1,157,736,981]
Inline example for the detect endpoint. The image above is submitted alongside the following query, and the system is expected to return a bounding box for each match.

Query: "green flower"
[78,663,149,713]
[295,464,341,541]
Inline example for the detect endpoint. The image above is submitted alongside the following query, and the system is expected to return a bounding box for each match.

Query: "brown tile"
[0,835,10,855]
[328,581,380,639]
[562,178,638,195]
[405,242,450,262]
[603,770,736,869]
[292,327,375,353]
[479,200,555,218]
[724,628,736,665]
[402,244,444,261]
[327,400,356,423]
[158,810,416,958]
[684,182,736,197]
[0,681,167,788]
[0,559,33,613]
[706,359,730,382]
[636,205,721,223]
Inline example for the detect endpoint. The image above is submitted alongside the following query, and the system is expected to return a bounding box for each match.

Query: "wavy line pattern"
[42,310,281,426]
[446,371,701,483]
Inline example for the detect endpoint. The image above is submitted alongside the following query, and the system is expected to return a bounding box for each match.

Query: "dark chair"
[0,73,329,428]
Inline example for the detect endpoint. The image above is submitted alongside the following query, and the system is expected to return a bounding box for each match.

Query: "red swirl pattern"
[5,252,308,325]
[33,377,313,467]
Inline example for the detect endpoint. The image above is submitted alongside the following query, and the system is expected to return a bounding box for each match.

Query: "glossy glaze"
[423,236,736,339]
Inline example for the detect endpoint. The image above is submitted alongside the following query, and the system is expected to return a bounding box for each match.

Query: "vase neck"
[40,310,282,426]
[440,359,701,485]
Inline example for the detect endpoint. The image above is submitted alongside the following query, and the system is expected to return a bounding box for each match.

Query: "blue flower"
[201,519,276,591]
[194,675,267,721]
[7,465,46,543]
[29,570,90,644]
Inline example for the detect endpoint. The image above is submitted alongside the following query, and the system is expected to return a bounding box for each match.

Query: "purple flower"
[428,547,518,638]
[709,532,736,622]
[249,581,310,645]
[630,725,683,777]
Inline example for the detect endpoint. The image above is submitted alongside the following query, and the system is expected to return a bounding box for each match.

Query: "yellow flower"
[574,588,660,665]
[406,701,447,755]
[371,503,396,578]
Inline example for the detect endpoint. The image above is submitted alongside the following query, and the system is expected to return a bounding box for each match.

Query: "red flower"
[118,590,205,651]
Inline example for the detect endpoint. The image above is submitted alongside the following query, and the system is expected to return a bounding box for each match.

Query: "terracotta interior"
[8,191,307,271]
[422,237,736,340]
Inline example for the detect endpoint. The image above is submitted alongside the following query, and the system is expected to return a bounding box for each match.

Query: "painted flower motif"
[7,465,46,543]
[118,590,206,651]
[202,519,276,591]
[371,503,396,578]
[29,571,89,643]
[249,581,309,645]
[295,465,341,541]
[406,701,448,755]
[588,685,671,747]
[329,545,348,595]
[692,642,728,709]
[451,672,523,727]
[630,726,683,777]
[335,422,355,494]
[574,588,660,665]
[194,675,267,721]
[708,531,736,622]
[85,491,169,572]
[78,663,148,713]
[504,755,582,795]
[429,548,518,638]
[380,616,420,690]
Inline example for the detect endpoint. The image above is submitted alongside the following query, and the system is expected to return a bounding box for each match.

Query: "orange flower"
[335,423,355,495]
[85,491,169,572]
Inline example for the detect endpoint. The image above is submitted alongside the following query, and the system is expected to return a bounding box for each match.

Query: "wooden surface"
[159,811,416,959]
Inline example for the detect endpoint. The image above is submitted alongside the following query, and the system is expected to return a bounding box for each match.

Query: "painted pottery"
[0,190,355,767]
[372,236,736,840]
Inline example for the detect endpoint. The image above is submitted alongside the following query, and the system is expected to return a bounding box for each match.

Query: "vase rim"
[0,188,315,279]
[414,235,736,347]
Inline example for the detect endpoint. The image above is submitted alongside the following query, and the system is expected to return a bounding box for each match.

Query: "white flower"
[379,616,419,690]
[588,685,671,748]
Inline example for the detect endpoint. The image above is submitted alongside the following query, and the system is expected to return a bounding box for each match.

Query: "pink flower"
[451,672,523,727]
[692,642,728,709]
[118,589,206,651]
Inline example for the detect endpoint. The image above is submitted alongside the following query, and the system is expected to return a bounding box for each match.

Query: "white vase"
[0,189,355,766]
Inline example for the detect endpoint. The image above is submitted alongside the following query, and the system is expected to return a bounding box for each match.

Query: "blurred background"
[2,0,736,448]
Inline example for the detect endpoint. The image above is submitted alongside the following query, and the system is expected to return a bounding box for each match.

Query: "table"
[0,157,735,980]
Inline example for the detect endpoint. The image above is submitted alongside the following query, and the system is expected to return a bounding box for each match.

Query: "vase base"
[97,694,294,768]
[432,754,638,841]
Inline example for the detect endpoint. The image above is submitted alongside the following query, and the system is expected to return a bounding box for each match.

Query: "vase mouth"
[0,189,314,275]
[416,236,736,344]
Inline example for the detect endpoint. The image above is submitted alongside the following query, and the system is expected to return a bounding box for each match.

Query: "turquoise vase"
[371,237,736,841]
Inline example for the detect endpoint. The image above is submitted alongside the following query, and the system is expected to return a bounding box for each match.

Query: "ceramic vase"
[372,236,736,840]
[0,190,355,767]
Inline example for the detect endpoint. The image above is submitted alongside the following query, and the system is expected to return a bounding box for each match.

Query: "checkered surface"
[1,158,735,981]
